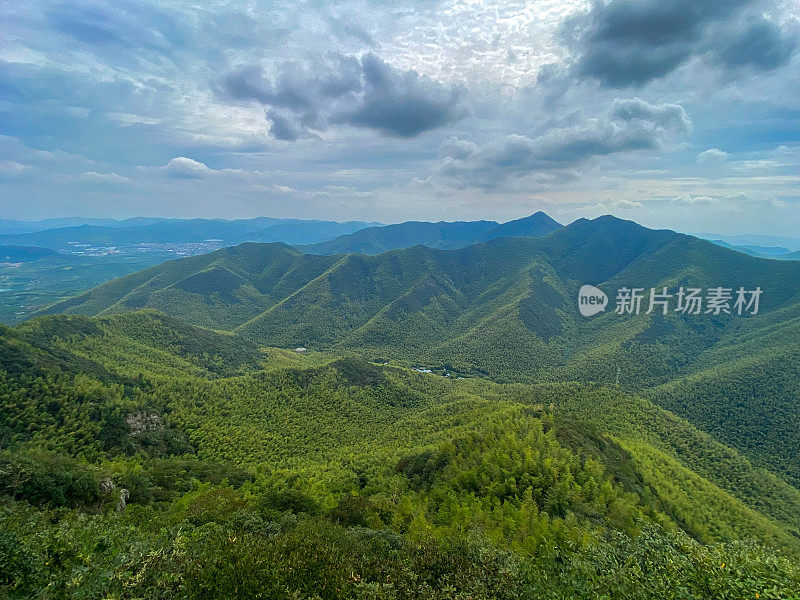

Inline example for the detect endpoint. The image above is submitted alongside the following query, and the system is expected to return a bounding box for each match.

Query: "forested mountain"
[298,220,499,255]
[474,211,564,242]
[2,310,800,597]
[35,216,800,488]
[299,211,562,254]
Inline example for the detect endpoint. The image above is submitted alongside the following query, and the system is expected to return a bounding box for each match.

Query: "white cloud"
[78,171,130,184]
[672,194,718,204]
[697,148,729,163]
[160,157,212,179]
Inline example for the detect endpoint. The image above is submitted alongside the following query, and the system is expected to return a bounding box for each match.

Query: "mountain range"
[298,211,563,254]
[0,217,379,249]
[35,214,800,488]
[708,239,797,259]
[4,211,800,596]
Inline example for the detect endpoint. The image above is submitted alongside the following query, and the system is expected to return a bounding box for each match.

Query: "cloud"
[439,137,478,160]
[335,53,466,137]
[218,52,466,139]
[77,171,130,184]
[562,0,797,87]
[697,148,729,163]
[47,1,185,55]
[585,198,644,213]
[612,199,643,209]
[267,109,305,141]
[672,194,719,204]
[610,98,691,133]
[717,16,797,69]
[0,161,33,178]
[435,98,691,188]
[160,157,211,179]
[144,157,283,182]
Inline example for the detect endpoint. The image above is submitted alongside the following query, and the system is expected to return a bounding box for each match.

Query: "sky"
[0,0,798,235]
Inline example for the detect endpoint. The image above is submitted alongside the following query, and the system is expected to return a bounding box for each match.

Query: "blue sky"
[0,0,798,235]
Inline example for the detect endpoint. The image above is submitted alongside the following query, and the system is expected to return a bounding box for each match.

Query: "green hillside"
[2,311,800,598]
[10,216,800,597]
[34,216,800,487]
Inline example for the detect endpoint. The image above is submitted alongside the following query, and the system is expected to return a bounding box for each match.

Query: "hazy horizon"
[3,211,800,242]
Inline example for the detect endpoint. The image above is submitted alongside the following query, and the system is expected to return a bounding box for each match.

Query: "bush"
[0,452,100,508]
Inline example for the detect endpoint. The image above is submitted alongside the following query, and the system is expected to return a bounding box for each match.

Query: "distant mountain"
[475,211,563,241]
[694,232,800,253]
[41,216,800,351]
[300,211,562,254]
[0,217,175,236]
[242,219,382,245]
[0,218,376,249]
[781,249,800,260]
[709,239,792,258]
[299,220,499,254]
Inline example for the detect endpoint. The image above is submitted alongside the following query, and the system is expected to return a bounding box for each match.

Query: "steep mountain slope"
[40,243,342,330]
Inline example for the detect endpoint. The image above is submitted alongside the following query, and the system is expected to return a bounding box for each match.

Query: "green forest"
[2,310,800,598]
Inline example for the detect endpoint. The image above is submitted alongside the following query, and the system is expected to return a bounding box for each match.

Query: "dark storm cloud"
[717,17,798,69]
[219,53,466,139]
[267,109,305,141]
[563,0,798,87]
[436,98,691,188]
[334,53,465,137]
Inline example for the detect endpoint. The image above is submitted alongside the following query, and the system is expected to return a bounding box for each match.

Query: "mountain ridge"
[298,211,563,255]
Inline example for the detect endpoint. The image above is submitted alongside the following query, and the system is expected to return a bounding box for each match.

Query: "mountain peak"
[477,211,562,242]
